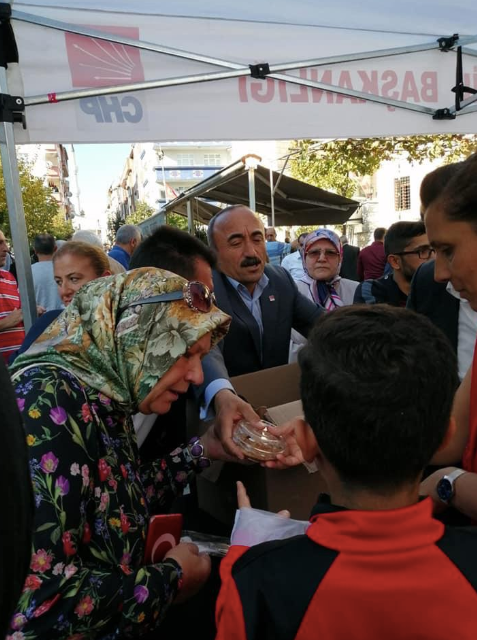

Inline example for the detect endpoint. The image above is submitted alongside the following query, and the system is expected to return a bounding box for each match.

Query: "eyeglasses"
[306,248,340,260]
[394,247,436,260]
[119,281,216,315]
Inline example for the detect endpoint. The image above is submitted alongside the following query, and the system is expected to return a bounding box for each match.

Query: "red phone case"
[143,514,183,564]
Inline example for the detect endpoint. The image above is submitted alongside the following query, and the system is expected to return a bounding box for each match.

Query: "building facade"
[16,143,74,221]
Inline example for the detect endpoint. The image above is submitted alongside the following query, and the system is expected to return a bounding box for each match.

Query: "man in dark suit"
[407,260,459,352]
[340,235,360,281]
[198,205,323,456]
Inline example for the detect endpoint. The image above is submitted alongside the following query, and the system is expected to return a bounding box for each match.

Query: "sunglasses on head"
[120,281,216,315]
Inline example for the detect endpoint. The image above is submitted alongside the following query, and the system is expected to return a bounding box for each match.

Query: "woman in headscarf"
[297,229,359,309]
[8,267,231,640]
[289,229,358,361]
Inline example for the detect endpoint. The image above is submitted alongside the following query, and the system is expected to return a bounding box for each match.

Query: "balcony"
[155,166,222,183]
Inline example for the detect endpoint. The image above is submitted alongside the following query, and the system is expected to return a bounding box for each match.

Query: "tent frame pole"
[13,10,476,118]
[0,8,36,331]
[186,199,193,235]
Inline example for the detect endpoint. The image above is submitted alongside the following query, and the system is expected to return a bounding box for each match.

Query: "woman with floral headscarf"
[289,229,358,361]
[8,267,231,640]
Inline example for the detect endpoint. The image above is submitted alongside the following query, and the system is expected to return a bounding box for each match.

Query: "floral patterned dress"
[8,364,197,640]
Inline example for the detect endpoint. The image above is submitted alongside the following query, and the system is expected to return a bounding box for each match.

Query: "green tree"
[126,200,155,225]
[107,209,123,245]
[290,135,477,198]
[50,213,74,240]
[166,212,188,231]
[0,158,61,239]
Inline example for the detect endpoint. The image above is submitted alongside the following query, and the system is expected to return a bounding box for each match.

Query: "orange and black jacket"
[216,497,477,640]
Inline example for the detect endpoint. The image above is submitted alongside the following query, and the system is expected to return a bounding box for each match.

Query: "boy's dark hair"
[130,225,216,278]
[34,233,56,255]
[299,306,458,493]
[432,153,477,231]
[373,227,386,241]
[383,221,426,256]
[419,161,466,214]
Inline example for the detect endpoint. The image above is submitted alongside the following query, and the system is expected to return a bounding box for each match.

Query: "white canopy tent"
[6,0,477,141]
[1,0,477,325]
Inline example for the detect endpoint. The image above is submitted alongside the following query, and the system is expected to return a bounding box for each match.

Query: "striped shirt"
[0,270,25,362]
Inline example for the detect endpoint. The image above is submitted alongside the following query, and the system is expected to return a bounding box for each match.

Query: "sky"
[71,143,132,234]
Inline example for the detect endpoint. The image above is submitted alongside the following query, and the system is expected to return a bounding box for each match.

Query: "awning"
[158,157,359,227]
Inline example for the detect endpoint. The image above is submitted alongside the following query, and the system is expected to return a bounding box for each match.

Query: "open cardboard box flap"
[196,363,325,527]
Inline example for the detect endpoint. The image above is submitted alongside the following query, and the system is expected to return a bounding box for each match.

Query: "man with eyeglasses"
[354,221,433,307]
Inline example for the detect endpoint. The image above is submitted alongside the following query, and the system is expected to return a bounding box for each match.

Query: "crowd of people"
[1,154,477,639]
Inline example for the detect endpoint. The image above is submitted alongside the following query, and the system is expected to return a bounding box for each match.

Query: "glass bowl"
[232,419,286,461]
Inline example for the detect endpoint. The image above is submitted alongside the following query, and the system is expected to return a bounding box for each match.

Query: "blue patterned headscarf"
[301,229,343,311]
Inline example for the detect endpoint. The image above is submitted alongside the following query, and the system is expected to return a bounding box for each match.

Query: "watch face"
[437,478,453,502]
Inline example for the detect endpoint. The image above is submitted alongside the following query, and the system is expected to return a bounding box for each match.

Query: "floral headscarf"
[301,228,344,311]
[11,268,231,412]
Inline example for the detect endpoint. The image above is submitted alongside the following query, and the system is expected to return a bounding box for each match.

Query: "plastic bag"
[231,507,309,547]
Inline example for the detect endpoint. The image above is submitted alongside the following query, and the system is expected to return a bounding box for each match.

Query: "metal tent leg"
[0,44,36,331]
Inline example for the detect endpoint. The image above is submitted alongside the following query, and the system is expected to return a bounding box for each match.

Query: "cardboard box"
[196,363,327,527]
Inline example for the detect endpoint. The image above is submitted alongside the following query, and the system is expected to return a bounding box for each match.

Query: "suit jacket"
[340,243,360,281]
[198,265,322,396]
[406,260,459,353]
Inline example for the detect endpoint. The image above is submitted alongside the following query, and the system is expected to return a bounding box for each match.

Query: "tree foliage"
[290,135,477,198]
[126,201,155,225]
[0,158,63,240]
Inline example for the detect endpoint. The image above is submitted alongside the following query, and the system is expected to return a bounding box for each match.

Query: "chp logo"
[65,27,145,124]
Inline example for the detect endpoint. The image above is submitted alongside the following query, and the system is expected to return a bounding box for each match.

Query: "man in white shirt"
[281,232,307,280]
[407,260,477,380]
[31,234,63,312]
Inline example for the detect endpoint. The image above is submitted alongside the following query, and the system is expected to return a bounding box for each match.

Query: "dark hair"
[384,221,426,256]
[419,161,466,214]
[299,306,458,493]
[207,205,255,250]
[0,360,33,635]
[130,224,216,279]
[53,241,110,277]
[374,227,386,241]
[431,153,477,230]
[34,233,56,255]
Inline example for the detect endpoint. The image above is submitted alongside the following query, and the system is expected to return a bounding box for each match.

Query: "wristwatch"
[436,468,467,504]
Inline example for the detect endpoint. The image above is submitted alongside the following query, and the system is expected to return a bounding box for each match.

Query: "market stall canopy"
[139,199,222,235]
[158,157,359,227]
[7,0,477,142]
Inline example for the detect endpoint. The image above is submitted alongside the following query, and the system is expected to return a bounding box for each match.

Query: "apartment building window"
[203,153,221,166]
[177,154,194,166]
[394,176,411,211]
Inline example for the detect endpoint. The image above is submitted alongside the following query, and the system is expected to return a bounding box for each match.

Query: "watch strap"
[438,468,466,503]
[446,468,466,483]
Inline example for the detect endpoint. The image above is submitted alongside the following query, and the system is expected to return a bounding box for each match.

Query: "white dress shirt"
[447,282,477,380]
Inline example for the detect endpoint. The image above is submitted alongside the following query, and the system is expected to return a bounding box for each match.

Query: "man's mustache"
[241,257,262,268]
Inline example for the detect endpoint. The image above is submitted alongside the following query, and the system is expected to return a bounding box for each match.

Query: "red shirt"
[216,499,477,640]
[0,270,25,362]
[357,241,386,280]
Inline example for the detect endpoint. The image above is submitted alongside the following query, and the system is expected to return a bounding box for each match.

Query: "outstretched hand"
[261,418,318,470]
[237,480,290,517]
[213,390,262,459]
